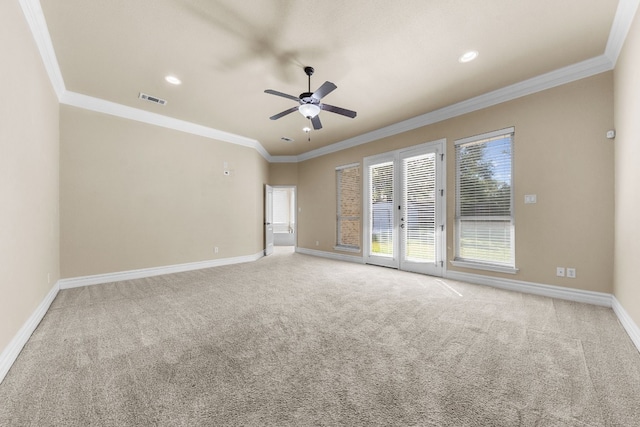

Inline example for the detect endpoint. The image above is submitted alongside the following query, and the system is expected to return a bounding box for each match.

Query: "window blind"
[455,128,514,267]
[403,153,436,262]
[369,161,394,256]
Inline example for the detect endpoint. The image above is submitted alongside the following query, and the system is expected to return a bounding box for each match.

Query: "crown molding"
[19,0,65,99]
[60,91,270,159]
[295,54,614,162]
[19,0,271,159]
[269,156,300,163]
[605,0,640,66]
[22,0,636,164]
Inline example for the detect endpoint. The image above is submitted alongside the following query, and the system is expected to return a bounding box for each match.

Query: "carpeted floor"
[1,248,639,426]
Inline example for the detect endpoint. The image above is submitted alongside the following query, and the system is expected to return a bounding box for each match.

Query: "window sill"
[334,245,361,253]
[450,260,519,275]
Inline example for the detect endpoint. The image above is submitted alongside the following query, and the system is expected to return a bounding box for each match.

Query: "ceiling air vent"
[281,136,294,143]
[138,92,167,106]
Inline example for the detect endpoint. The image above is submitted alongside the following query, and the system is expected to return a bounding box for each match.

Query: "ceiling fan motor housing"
[265,65,356,128]
[299,92,316,104]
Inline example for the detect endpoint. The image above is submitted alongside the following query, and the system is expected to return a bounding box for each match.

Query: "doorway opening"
[272,186,296,247]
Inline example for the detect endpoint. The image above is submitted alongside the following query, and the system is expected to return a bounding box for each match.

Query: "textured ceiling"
[40,0,619,156]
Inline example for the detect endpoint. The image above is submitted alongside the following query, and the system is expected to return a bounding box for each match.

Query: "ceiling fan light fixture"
[299,103,321,118]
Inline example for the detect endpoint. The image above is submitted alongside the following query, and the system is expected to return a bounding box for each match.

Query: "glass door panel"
[370,161,394,258]
[400,151,440,275]
[364,140,445,276]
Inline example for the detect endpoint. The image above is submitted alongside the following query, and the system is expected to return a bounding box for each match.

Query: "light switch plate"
[525,194,537,204]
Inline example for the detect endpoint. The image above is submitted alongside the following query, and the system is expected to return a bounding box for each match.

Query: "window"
[336,163,361,251]
[454,127,515,272]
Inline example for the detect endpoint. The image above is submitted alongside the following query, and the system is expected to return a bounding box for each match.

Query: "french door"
[363,140,446,276]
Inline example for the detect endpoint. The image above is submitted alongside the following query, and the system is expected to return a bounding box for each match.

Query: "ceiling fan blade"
[265,89,300,102]
[311,115,322,130]
[311,81,337,101]
[320,103,357,118]
[269,106,299,120]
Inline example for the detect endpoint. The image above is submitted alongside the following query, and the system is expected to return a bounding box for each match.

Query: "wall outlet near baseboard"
[567,268,576,278]
[214,247,219,254]
[556,267,565,277]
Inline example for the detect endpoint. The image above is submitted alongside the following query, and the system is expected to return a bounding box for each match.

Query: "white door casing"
[265,185,274,256]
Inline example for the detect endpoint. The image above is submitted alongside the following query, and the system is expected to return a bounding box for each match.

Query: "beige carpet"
[1,248,639,426]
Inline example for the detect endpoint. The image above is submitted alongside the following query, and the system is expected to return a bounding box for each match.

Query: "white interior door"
[265,185,274,256]
[364,140,445,276]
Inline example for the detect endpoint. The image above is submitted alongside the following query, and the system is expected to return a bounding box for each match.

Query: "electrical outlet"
[556,267,565,277]
[315,241,319,246]
[214,247,219,254]
[567,268,576,278]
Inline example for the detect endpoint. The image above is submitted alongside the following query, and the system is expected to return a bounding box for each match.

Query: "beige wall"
[3,0,633,361]
[60,106,268,278]
[614,9,640,328]
[269,163,298,186]
[297,72,614,293]
[0,0,60,351]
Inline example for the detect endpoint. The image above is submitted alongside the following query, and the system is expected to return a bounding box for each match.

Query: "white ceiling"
[32,0,628,157]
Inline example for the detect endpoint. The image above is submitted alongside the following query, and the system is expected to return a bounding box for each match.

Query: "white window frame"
[451,127,518,274]
[335,163,361,252]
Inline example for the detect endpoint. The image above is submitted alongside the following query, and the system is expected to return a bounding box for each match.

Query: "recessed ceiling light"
[458,51,479,63]
[303,127,311,133]
[165,75,182,85]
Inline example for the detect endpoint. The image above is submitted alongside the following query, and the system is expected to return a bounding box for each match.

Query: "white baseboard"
[446,270,613,307]
[0,281,59,384]
[445,270,640,354]
[3,251,638,388]
[295,247,365,264]
[59,251,264,289]
[612,296,640,353]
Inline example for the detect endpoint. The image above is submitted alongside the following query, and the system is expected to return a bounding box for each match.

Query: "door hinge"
[440,189,444,196]
[440,153,444,161]
[440,260,444,267]
[440,224,444,231]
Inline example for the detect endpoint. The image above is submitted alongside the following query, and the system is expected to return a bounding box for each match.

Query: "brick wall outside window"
[336,165,361,249]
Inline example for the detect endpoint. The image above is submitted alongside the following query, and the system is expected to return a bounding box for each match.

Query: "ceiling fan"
[264,66,357,130]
